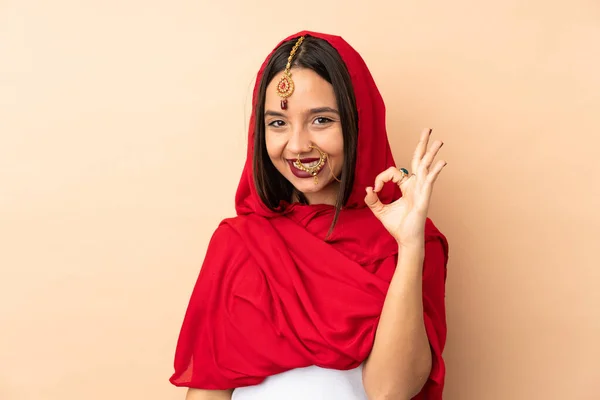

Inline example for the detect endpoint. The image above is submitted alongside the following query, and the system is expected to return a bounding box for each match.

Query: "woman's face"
[264,68,344,206]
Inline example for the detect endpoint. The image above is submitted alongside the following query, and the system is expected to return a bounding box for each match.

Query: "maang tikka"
[276,36,305,110]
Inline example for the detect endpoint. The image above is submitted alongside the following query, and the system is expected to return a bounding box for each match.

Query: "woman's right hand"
[364,128,446,247]
[185,388,233,400]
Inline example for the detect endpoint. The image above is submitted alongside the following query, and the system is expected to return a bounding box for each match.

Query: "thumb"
[364,186,386,216]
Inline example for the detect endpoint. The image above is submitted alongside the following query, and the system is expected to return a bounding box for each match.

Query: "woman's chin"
[295,184,322,194]
[292,178,338,195]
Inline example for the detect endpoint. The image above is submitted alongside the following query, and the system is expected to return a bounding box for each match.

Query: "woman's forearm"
[363,243,432,400]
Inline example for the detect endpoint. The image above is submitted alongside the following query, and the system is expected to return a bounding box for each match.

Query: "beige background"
[1,0,599,399]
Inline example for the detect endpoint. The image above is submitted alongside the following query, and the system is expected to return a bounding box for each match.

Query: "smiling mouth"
[293,156,325,173]
[285,144,329,182]
[286,156,327,179]
[291,157,322,169]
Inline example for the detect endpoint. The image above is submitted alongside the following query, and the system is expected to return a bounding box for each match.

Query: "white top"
[232,364,368,400]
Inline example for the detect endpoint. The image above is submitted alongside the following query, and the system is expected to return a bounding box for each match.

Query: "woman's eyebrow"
[264,107,339,118]
[264,110,286,118]
[309,107,339,115]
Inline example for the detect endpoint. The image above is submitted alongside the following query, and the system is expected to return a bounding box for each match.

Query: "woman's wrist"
[395,240,425,270]
[396,235,425,251]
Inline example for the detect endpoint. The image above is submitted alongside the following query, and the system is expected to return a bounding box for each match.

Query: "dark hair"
[253,35,358,236]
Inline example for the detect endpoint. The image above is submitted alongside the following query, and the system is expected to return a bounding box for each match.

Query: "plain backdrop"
[1,1,599,399]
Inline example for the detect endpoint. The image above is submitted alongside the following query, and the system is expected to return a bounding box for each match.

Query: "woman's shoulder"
[218,213,277,233]
[207,214,266,250]
[204,217,248,255]
[199,218,254,274]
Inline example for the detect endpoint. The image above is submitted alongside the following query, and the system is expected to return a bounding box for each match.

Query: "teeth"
[303,161,319,168]
[293,160,320,170]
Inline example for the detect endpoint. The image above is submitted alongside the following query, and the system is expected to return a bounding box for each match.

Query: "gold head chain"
[277,37,342,185]
[275,36,305,110]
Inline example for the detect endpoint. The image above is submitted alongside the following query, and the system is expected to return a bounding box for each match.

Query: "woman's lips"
[286,158,324,179]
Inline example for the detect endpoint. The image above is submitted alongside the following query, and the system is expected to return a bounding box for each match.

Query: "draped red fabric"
[170,31,449,399]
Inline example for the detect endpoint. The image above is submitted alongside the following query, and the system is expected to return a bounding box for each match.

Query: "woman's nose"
[286,126,311,155]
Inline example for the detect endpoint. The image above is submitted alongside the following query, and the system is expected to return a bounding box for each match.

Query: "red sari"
[170,31,449,399]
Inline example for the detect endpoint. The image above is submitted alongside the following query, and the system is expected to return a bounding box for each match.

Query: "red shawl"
[170,31,449,399]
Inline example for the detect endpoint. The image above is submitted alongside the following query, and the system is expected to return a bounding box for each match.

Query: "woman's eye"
[267,120,285,128]
[314,117,333,125]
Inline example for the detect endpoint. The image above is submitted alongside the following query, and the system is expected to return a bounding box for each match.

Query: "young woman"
[170,31,449,400]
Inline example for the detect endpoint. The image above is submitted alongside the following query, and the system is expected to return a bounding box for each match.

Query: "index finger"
[373,166,405,192]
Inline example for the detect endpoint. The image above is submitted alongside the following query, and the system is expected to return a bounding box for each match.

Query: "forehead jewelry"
[294,144,327,185]
[276,36,305,110]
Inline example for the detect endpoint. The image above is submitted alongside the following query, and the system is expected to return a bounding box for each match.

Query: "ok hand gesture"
[365,129,446,247]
